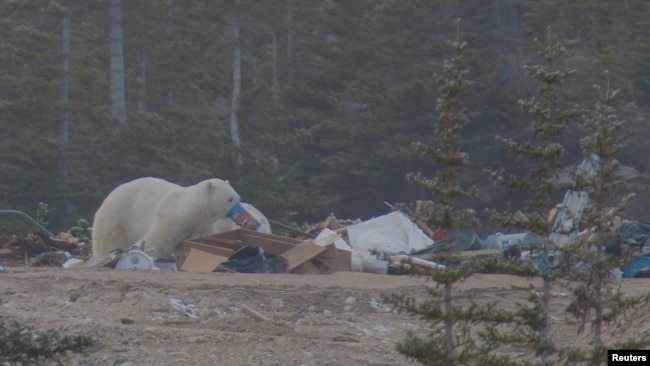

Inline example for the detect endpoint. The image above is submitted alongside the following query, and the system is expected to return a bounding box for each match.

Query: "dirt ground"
[1,265,650,366]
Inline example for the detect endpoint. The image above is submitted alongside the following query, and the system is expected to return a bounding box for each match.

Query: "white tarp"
[345,212,434,273]
[347,211,434,254]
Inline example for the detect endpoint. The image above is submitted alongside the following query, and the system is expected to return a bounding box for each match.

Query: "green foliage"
[408,20,478,232]
[385,20,512,366]
[0,315,94,365]
[486,27,585,365]
[68,218,91,242]
[1,0,649,233]
[35,202,49,227]
[556,73,647,365]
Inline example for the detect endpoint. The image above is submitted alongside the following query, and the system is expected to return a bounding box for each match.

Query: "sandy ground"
[1,266,650,366]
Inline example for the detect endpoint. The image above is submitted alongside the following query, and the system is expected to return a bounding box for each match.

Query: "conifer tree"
[486,27,584,365]
[558,72,648,365]
[385,20,515,366]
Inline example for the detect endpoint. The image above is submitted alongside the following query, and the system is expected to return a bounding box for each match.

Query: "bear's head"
[201,178,241,219]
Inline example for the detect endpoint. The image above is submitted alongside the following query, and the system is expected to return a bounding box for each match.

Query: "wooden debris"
[30,251,69,267]
[0,235,18,249]
[0,248,22,258]
[49,232,78,251]
[25,233,49,252]
[280,240,327,271]
[300,213,360,239]
[181,229,351,274]
[239,303,268,321]
[120,318,136,325]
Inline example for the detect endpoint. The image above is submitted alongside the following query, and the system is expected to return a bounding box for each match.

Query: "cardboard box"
[179,229,351,274]
[179,247,228,272]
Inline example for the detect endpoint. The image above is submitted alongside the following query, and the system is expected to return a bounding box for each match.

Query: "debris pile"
[0,232,89,267]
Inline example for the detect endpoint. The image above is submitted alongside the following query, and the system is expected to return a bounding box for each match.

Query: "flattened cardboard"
[180,248,228,272]
[180,241,235,258]
[317,248,352,273]
[291,260,321,274]
[280,240,327,271]
[185,229,302,256]
[180,229,352,274]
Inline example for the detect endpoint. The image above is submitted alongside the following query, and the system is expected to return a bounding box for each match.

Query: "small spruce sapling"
[485,26,584,365]
[385,19,515,366]
[558,72,648,365]
[0,316,94,364]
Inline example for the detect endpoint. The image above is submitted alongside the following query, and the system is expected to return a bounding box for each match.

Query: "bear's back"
[92,177,180,254]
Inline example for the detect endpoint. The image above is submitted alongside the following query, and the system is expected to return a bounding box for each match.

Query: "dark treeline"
[1,0,649,234]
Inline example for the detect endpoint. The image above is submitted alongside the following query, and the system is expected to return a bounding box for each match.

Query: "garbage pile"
[2,204,650,278]
[0,231,89,269]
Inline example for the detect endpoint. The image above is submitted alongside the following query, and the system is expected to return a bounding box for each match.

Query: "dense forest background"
[1,0,650,236]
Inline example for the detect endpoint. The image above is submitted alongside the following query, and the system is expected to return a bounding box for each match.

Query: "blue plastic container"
[623,256,650,278]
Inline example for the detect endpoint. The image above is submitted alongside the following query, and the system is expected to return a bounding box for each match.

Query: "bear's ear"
[206,180,215,191]
[225,179,229,184]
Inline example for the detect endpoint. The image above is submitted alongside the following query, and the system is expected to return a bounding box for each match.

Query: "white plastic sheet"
[346,212,434,273]
[347,212,433,254]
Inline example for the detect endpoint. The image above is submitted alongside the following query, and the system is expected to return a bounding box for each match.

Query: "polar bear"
[213,202,272,234]
[91,177,242,261]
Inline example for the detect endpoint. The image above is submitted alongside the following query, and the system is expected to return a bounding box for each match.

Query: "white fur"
[91,177,240,260]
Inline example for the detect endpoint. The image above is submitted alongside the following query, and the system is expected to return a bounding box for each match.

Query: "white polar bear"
[91,177,241,261]
[213,202,272,234]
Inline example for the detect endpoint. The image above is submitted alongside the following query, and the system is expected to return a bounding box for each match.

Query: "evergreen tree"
[0,0,69,230]
[558,72,648,365]
[486,27,584,365]
[386,20,514,366]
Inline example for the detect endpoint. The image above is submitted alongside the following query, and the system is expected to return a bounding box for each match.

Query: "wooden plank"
[0,248,22,257]
[291,260,321,275]
[238,303,268,321]
[197,237,247,251]
[317,247,352,273]
[179,248,228,272]
[186,229,301,256]
[281,240,327,271]
[450,249,500,259]
[181,241,234,258]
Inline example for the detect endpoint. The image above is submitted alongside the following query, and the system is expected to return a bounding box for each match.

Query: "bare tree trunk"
[285,0,293,110]
[138,48,148,113]
[286,0,292,63]
[269,31,279,107]
[593,246,603,358]
[59,16,70,181]
[444,280,453,361]
[230,2,243,166]
[57,15,71,227]
[110,0,127,126]
[540,243,551,365]
[165,0,174,32]
[164,0,175,105]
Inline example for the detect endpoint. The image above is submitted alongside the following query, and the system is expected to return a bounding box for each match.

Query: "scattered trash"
[154,258,178,271]
[368,298,392,312]
[180,229,350,274]
[62,258,86,268]
[238,303,268,321]
[213,245,288,274]
[168,297,200,319]
[115,248,157,270]
[347,212,433,257]
[3,197,649,281]
[623,257,650,278]
[0,265,9,273]
[31,251,72,267]
[227,202,262,231]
